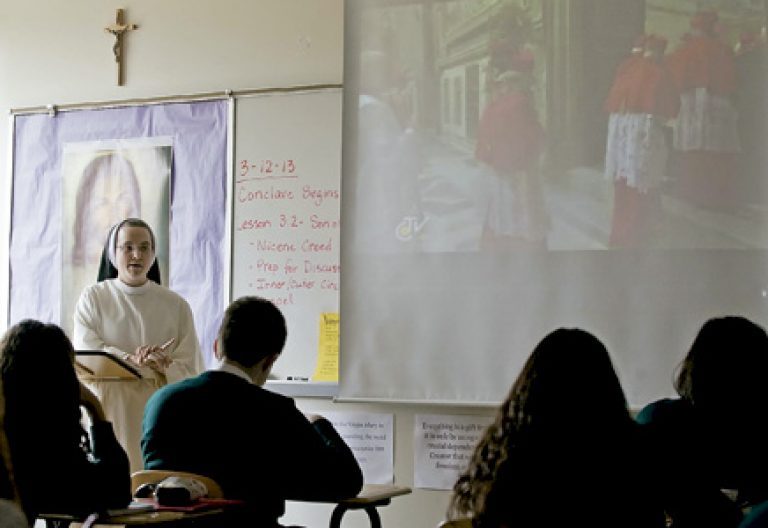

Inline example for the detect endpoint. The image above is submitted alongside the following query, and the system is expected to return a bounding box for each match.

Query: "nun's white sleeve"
[73,284,132,361]
[163,298,204,384]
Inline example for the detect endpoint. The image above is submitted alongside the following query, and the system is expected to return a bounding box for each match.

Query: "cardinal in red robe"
[604,35,680,247]
[668,11,740,210]
[476,49,549,250]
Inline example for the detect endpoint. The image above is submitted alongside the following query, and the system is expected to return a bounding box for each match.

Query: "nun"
[73,218,203,472]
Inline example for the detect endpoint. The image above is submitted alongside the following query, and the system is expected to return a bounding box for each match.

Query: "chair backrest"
[131,469,224,499]
[438,519,473,528]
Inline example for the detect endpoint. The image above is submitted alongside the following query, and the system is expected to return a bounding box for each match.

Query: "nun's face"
[115,225,155,287]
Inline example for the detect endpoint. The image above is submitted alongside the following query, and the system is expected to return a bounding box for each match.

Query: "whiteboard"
[232,88,342,395]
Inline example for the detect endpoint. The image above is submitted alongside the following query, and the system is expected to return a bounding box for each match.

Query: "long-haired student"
[0,320,130,523]
[637,316,768,528]
[448,328,664,527]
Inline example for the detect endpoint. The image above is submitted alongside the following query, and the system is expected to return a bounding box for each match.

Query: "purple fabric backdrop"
[10,100,228,366]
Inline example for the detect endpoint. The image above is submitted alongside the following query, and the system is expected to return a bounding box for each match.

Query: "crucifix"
[104,8,138,86]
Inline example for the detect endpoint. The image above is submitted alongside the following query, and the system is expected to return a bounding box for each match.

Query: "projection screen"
[339,0,768,406]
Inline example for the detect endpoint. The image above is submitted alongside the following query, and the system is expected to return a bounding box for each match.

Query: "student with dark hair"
[637,316,768,528]
[448,328,664,528]
[0,320,130,523]
[74,218,203,472]
[142,296,363,528]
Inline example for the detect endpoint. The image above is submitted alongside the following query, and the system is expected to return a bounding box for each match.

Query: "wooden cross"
[104,9,138,86]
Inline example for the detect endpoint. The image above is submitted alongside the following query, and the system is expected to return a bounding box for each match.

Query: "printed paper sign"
[414,413,493,490]
[322,411,394,484]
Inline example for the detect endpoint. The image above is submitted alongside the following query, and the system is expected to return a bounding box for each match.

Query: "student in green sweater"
[142,296,362,528]
[637,316,768,528]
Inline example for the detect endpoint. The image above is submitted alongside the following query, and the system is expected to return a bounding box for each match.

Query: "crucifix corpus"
[105,8,138,86]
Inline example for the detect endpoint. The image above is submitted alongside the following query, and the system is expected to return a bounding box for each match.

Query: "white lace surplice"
[485,168,549,241]
[605,113,668,192]
[673,87,740,153]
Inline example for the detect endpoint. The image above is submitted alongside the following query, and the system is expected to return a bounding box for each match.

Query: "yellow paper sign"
[312,313,339,382]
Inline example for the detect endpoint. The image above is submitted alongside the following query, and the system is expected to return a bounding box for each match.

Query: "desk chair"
[130,470,224,499]
[438,518,473,528]
[327,484,411,528]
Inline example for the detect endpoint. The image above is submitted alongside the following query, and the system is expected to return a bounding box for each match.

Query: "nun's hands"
[129,342,173,373]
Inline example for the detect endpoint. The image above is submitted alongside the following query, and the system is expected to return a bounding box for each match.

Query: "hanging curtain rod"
[9,83,343,116]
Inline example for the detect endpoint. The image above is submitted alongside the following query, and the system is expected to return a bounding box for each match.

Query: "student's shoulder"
[635,397,689,425]
[152,371,295,409]
[149,372,208,404]
[241,384,304,421]
[249,382,296,408]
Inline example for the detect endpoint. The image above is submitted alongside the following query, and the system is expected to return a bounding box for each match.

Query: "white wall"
[286,400,493,528]
[0,3,494,527]
[0,0,344,329]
